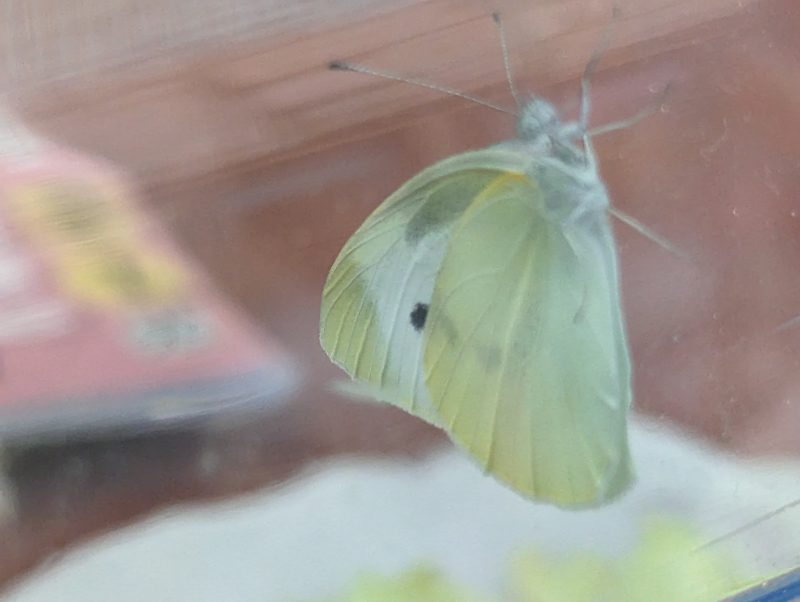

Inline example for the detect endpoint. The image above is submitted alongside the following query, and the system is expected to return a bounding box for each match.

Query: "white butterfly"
[321,14,669,508]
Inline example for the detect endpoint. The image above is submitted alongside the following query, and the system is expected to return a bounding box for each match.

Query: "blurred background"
[0,0,799,600]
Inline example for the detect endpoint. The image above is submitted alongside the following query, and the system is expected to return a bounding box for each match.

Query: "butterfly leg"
[587,84,671,138]
[563,189,608,226]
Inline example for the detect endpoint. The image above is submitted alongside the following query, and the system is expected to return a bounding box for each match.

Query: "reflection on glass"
[0,1,798,600]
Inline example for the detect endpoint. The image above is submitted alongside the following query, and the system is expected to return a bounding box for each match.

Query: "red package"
[0,109,296,440]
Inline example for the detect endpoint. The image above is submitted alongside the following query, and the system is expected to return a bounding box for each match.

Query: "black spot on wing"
[410,303,429,332]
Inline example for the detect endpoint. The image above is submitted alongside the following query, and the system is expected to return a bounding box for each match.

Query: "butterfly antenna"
[580,6,619,132]
[329,61,516,115]
[608,207,692,262]
[579,7,620,171]
[492,12,522,110]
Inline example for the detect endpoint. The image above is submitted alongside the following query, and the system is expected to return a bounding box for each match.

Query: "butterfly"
[320,14,655,508]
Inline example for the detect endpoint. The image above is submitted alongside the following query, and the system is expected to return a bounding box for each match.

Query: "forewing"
[320,149,533,425]
[423,172,632,507]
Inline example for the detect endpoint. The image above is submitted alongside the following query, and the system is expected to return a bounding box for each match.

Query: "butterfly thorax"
[514,98,608,225]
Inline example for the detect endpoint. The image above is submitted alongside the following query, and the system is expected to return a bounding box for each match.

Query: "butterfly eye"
[517,98,561,142]
[410,302,429,332]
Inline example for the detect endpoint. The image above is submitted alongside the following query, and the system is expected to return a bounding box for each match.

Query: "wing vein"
[486,225,537,477]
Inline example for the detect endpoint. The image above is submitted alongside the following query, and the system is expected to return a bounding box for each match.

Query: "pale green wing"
[422,170,632,507]
[320,149,535,426]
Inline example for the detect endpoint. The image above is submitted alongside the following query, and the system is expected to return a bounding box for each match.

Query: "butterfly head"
[517,97,575,146]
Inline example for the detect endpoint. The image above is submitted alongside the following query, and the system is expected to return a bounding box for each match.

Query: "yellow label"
[56,246,186,307]
[8,180,188,308]
[8,181,134,247]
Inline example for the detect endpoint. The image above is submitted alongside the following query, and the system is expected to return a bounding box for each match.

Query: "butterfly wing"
[422,167,633,507]
[321,149,534,426]
[321,147,632,507]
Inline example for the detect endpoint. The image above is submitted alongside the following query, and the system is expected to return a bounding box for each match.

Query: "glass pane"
[0,1,797,600]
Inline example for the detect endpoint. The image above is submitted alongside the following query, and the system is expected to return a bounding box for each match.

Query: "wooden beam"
[5,0,755,192]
